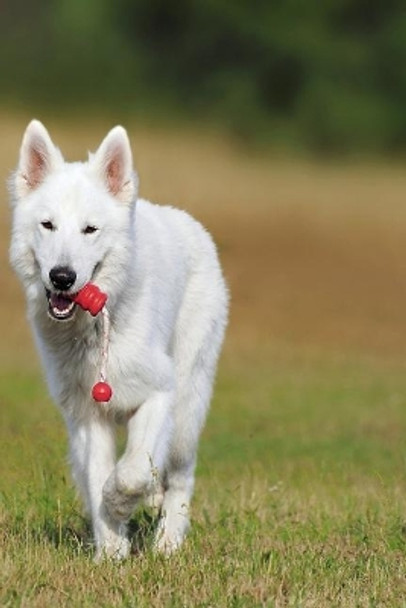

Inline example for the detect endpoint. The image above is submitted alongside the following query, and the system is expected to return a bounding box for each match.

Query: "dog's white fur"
[9,120,228,559]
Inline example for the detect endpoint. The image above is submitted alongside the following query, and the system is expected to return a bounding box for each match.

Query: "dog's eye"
[83,225,98,235]
[41,221,55,231]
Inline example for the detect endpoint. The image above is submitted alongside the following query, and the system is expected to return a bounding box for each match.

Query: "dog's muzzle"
[46,289,77,321]
[46,265,78,320]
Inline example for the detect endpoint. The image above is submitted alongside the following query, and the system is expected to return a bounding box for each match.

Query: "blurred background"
[2,0,406,371]
[2,0,406,154]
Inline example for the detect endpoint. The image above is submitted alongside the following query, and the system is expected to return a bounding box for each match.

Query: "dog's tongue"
[50,293,73,311]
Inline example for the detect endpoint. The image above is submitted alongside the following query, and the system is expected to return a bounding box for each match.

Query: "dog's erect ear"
[13,120,63,199]
[90,126,137,204]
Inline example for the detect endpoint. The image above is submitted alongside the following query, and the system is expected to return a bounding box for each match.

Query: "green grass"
[2,350,406,606]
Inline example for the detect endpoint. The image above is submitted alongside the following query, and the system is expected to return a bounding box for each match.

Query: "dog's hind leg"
[154,457,196,555]
[153,359,215,555]
[154,341,220,554]
[66,414,130,561]
[154,274,228,554]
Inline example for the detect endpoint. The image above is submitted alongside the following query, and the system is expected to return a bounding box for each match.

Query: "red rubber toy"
[92,381,113,403]
[74,283,107,316]
[74,284,112,403]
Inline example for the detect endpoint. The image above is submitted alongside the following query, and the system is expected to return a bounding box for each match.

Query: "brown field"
[2,111,406,368]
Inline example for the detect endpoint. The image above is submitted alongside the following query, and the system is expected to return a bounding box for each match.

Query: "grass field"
[2,112,406,606]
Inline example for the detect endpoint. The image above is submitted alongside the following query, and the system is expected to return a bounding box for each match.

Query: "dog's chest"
[40,325,163,415]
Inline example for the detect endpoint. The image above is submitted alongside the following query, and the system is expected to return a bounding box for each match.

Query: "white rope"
[99,306,110,383]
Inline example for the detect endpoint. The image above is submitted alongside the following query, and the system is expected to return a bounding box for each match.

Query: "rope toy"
[74,284,113,403]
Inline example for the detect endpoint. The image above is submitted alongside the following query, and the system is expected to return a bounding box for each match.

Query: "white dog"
[9,120,228,560]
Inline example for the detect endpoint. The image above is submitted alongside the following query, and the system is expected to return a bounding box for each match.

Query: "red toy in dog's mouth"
[46,283,108,321]
[46,283,112,403]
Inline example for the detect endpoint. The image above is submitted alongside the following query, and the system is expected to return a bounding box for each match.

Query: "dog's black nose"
[49,266,77,291]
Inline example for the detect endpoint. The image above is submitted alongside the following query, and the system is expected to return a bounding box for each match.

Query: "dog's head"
[9,120,138,321]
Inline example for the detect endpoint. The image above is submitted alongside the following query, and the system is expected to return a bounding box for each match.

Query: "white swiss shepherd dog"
[9,120,228,560]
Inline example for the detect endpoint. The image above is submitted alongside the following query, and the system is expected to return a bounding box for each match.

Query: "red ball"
[92,381,113,402]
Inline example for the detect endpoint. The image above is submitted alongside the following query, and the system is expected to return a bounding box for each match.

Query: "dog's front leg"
[103,390,173,524]
[66,413,130,561]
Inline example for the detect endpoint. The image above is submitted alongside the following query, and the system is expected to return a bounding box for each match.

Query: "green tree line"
[1,0,406,154]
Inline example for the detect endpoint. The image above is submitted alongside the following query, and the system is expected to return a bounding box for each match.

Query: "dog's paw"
[153,515,189,556]
[93,517,131,562]
[94,537,131,563]
[102,471,142,522]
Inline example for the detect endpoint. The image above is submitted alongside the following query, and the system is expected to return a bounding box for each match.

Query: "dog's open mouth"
[46,290,77,321]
